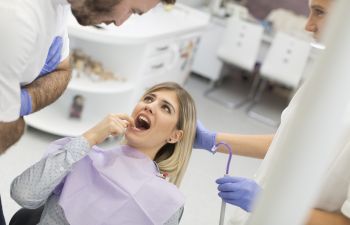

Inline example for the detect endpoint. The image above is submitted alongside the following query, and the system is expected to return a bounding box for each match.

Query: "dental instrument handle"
[211,142,233,225]
[219,173,230,225]
[219,199,226,225]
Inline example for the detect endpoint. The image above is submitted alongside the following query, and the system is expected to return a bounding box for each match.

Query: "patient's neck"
[126,143,158,160]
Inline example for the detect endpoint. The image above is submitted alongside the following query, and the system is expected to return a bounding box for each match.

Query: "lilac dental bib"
[51,138,184,225]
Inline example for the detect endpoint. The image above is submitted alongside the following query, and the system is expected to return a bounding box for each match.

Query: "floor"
[0,73,282,225]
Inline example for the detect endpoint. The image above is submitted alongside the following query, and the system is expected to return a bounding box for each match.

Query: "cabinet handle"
[151,63,164,69]
[156,46,169,51]
[93,25,104,29]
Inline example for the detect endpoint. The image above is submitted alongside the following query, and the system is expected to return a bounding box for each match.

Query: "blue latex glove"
[38,36,63,76]
[193,120,217,151]
[20,88,32,116]
[216,176,261,212]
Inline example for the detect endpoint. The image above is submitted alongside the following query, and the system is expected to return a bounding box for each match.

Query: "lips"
[135,114,151,130]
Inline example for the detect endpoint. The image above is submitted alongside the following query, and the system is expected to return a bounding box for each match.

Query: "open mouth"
[135,115,151,130]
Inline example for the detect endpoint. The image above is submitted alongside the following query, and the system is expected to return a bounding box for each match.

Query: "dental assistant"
[194,0,350,224]
[0,0,174,224]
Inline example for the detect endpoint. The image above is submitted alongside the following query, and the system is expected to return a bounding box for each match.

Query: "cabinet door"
[191,20,225,81]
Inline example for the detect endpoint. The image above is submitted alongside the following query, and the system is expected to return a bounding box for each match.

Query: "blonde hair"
[142,82,197,187]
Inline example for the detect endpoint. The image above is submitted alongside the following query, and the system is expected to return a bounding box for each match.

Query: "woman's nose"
[144,105,154,114]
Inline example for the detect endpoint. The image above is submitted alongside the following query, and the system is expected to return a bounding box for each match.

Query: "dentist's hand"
[83,114,135,147]
[193,120,217,152]
[20,88,32,116]
[38,36,63,77]
[216,176,261,212]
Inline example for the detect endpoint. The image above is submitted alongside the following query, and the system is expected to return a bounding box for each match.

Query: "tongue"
[136,118,149,130]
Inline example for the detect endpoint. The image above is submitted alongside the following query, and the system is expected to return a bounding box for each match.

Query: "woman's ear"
[167,130,183,144]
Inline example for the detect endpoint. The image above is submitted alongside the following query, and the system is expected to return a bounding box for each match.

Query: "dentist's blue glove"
[193,120,217,151]
[38,36,63,77]
[20,88,32,116]
[216,176,261,212]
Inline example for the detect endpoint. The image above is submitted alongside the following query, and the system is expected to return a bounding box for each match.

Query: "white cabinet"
[25,4,209,136]
[191,17,226,80]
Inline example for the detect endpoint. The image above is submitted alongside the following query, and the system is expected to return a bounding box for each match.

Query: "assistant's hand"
[20,88,32,116]
[193,120,217,152]
[38,36,63,77]
[83,114,135,147]
[216,176,261,212]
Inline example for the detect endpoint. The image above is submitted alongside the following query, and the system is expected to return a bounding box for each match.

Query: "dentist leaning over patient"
[195,0,350,224]
[0,0,175,224]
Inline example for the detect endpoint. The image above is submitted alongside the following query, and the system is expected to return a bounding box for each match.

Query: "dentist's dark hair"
[88,0,176,11]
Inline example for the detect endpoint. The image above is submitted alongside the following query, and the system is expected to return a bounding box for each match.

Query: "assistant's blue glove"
[216,176,261,212]
[193,120,217,151]
[20,88,32,116]
[39,36,63,76]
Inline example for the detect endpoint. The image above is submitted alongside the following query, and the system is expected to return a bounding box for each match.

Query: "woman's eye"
[144,96,153,103]
[162,105,171,113]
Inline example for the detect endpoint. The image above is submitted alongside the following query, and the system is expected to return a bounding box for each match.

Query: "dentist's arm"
[0,54,69,154]
[19,35,67,116]
[24,57,71,114]
[0,118,25,154]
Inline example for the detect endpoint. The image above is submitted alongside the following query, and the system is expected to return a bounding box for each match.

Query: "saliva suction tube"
[211,142,233,225]
[211,142,233,175]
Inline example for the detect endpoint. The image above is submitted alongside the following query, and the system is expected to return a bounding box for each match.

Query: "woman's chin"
[124,132,142,147]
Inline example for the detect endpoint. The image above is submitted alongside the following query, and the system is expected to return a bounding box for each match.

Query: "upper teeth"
[139,115,149,124]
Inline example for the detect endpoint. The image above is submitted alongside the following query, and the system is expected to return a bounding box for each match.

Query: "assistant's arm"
[306,209,350,225]
[194,121,274,159]
[215,133,274,159]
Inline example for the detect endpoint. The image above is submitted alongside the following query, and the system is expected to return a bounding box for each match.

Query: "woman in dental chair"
[10,82,197,225]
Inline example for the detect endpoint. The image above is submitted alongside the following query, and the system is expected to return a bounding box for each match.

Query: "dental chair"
[10,206,44,225]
